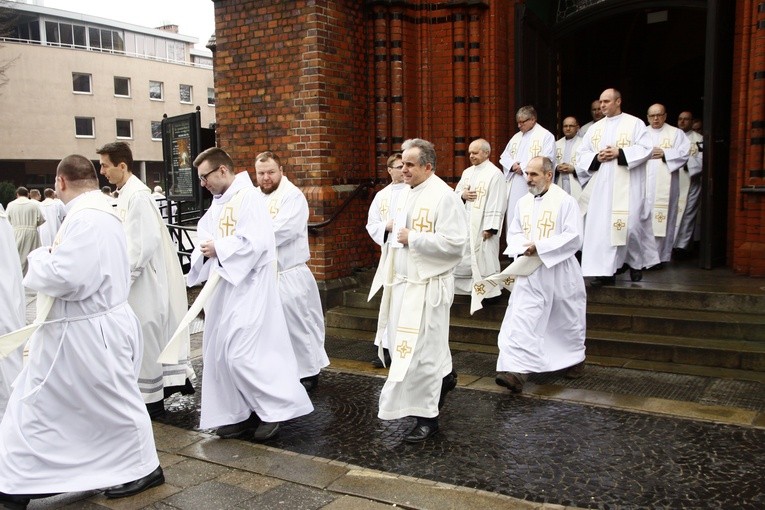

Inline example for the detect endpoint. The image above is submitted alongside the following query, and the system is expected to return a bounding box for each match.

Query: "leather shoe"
[215,412,260,439]
[300,374,319,392]
[630,268,643,282]
[590,275,616,287]
[564,361,586,379]
[0,492,30,510]
[404,423,439,443]
[145,400,165,420]
[438,370,457,409]
[253,421,280,441]
[104,466,164,499]
[495,371,526,393]
[371,349,391,368]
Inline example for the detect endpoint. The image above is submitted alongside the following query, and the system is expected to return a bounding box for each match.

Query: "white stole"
[555,137,582,199]
[649,125,676,237]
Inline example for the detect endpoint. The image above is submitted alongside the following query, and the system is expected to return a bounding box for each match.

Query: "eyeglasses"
[199,165,221,183]
[562,124,578,128]
[517,118,532,125]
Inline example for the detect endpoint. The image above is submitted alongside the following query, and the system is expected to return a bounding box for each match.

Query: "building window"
[149,80,164,100]
[151,121,162,141]
[72,73,92,94]
[179,84,192,103]
[116,119,133,139]
[74,117,94,137]
[114,77,130,97]
[207,87,215,106]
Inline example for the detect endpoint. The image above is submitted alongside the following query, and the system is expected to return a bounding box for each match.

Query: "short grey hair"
[401,138,436,170]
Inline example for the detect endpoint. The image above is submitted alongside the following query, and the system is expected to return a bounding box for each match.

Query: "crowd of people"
[0,87,703,507]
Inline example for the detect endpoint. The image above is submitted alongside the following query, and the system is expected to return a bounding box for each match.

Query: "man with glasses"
[98,142,194,418]
[453,139,506,300]
[189,147,313,441]
[673,111,703,260]
[555,116,583,198]
[366,153,408,368]
[645,104,690,266]
[499,106,556,236]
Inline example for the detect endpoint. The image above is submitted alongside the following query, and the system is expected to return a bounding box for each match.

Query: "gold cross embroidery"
[613,218,626,230]
[503,276,515,286]
[655,211,666,223]
[660,137,672,149]
[530,139,542,158]
[616,133,630,148]
[510,143,518,159]
[473,182,487,209]
[591,130,602,149]
[396,340,413,359]
[219,206,237,237]
[379,198,389,218]
[267,198,279,218]
[412,208,433,232]
[537,210,555,238]
[521,214,531,237]
[473,283,486,295]
[556,147,563,164]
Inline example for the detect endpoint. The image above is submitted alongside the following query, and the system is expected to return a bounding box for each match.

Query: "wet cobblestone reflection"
[159,364,765,509]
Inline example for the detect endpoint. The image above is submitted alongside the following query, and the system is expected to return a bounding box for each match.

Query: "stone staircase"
[325,269,765,380]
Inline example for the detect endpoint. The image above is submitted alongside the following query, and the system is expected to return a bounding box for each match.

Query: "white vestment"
[117,175,194,403]
[499,123,556,229]
[188,172,313,429]
[675,130,703,250]
[38,198,65,246]
[6,196,44,274]
[497,184,586,374]
[372,174,467,420]
[554,136,583,199]
[646,124,690,262]
[578,120,595,138]
[366,182,410,351]
[0,209,24,419]
[453,159,507,297]
[576,113,660,275]
[0,190,158,494]
[257,176,329,379]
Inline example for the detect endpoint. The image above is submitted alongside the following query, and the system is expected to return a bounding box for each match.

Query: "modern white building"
[0,1,215,190]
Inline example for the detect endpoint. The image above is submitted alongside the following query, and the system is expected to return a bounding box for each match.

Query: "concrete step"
[587,285,765,314]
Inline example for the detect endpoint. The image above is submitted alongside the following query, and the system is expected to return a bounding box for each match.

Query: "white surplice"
[38,198,65,246]
[646,124,690,262]
[576,113,659,275]
[6,196,44,274]
[675,130,703,250]
[257,176,329,379]
[373,174,467,420]
[453,159,507,297]
[366,182,410,352]
[554,136,583,199]
[188,172,313,429]
[117,175,194,404]
[497,184,586,374]
[499,123,556,229]
[0,209,24,419]
[0,190,158,494]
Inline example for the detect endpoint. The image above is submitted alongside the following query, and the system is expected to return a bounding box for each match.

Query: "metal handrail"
[307,180,378,234]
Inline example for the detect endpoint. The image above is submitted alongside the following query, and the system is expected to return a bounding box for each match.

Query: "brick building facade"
[210,0,764,280]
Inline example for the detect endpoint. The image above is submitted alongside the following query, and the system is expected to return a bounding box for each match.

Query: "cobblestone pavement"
[154,354,765,510]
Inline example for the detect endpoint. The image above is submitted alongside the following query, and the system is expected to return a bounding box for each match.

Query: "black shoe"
[630,268,643,282]
[589,275,616,287]
[0,492,30,510]
[495,371,526,393]
[145,400,165,420]
[104,466,164,499]
[646,262,664,271]
[404,422,439,443]
[371,349,391,368]
[252,421,280,441]
[300,374,319,392]
[438,370,457,409]
[564,361,586,379]
[215,412,260,439]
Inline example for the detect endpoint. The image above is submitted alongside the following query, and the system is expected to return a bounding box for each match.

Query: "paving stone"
[162,480,254,510]
[235,483,337,510]
[28,492,104,509]
[87,483,181,510]
[161,458,232,489]
[318,494,397,509]
[215,470,285,494]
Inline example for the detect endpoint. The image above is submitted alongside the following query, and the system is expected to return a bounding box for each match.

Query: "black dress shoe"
[438,370,457,409]
[404,423,439,443]
[629,268,643,282]
[145,400,165,420]
[300,374,319,392]
[589,275,616,287]
[104,466,164,499]
[215,412,260,438]
[371,349,391,368]
[495,371,526,393]
[0,492,30,510]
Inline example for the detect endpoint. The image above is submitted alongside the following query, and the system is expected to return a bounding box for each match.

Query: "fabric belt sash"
[469,254,543,314]
[0,294,53,358]
[158,270,221,364]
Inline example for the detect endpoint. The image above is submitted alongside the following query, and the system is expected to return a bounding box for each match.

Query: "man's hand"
[651,147,664,159]
[385,219,394,232]
[597,145,618,162]
[512,162,523,175]
[397,227,410,246]
[523,243,537,257]
[482,230,494,240]
[462,186,477,202]
[558,163,574,174]
[200,240,217,259]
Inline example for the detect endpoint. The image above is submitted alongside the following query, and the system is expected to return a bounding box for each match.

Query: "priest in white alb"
[189,147,313,442]
[366,153,409,368]
[0,155,163,509]
[254,150,330,392]
[674,111,703,259]
[576,88,659,285]
[6,187,44,275]
[555,116,583,199]
[98,142,195,418]
[0,204,25,420]
[37,188,65,246]
[453,138,507,299]
[499,106,556,231]
[371,138,467,443]
[645,104,690,264]
[495,157,586,393]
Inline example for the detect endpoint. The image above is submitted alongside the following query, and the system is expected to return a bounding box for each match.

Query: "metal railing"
[307,180,378,235]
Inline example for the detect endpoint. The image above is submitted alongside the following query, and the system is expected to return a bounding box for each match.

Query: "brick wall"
[730,0,765,276]
[213,0,514,282]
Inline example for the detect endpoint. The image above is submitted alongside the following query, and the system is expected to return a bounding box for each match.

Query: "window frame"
[114,76,131,97]
[149,80,164,101]
[116,119,133,139]
[207,87,215,106]
[72,72,92,94]
[151,120,163,141]
[74,116,95,138]
[179,84,193,104]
